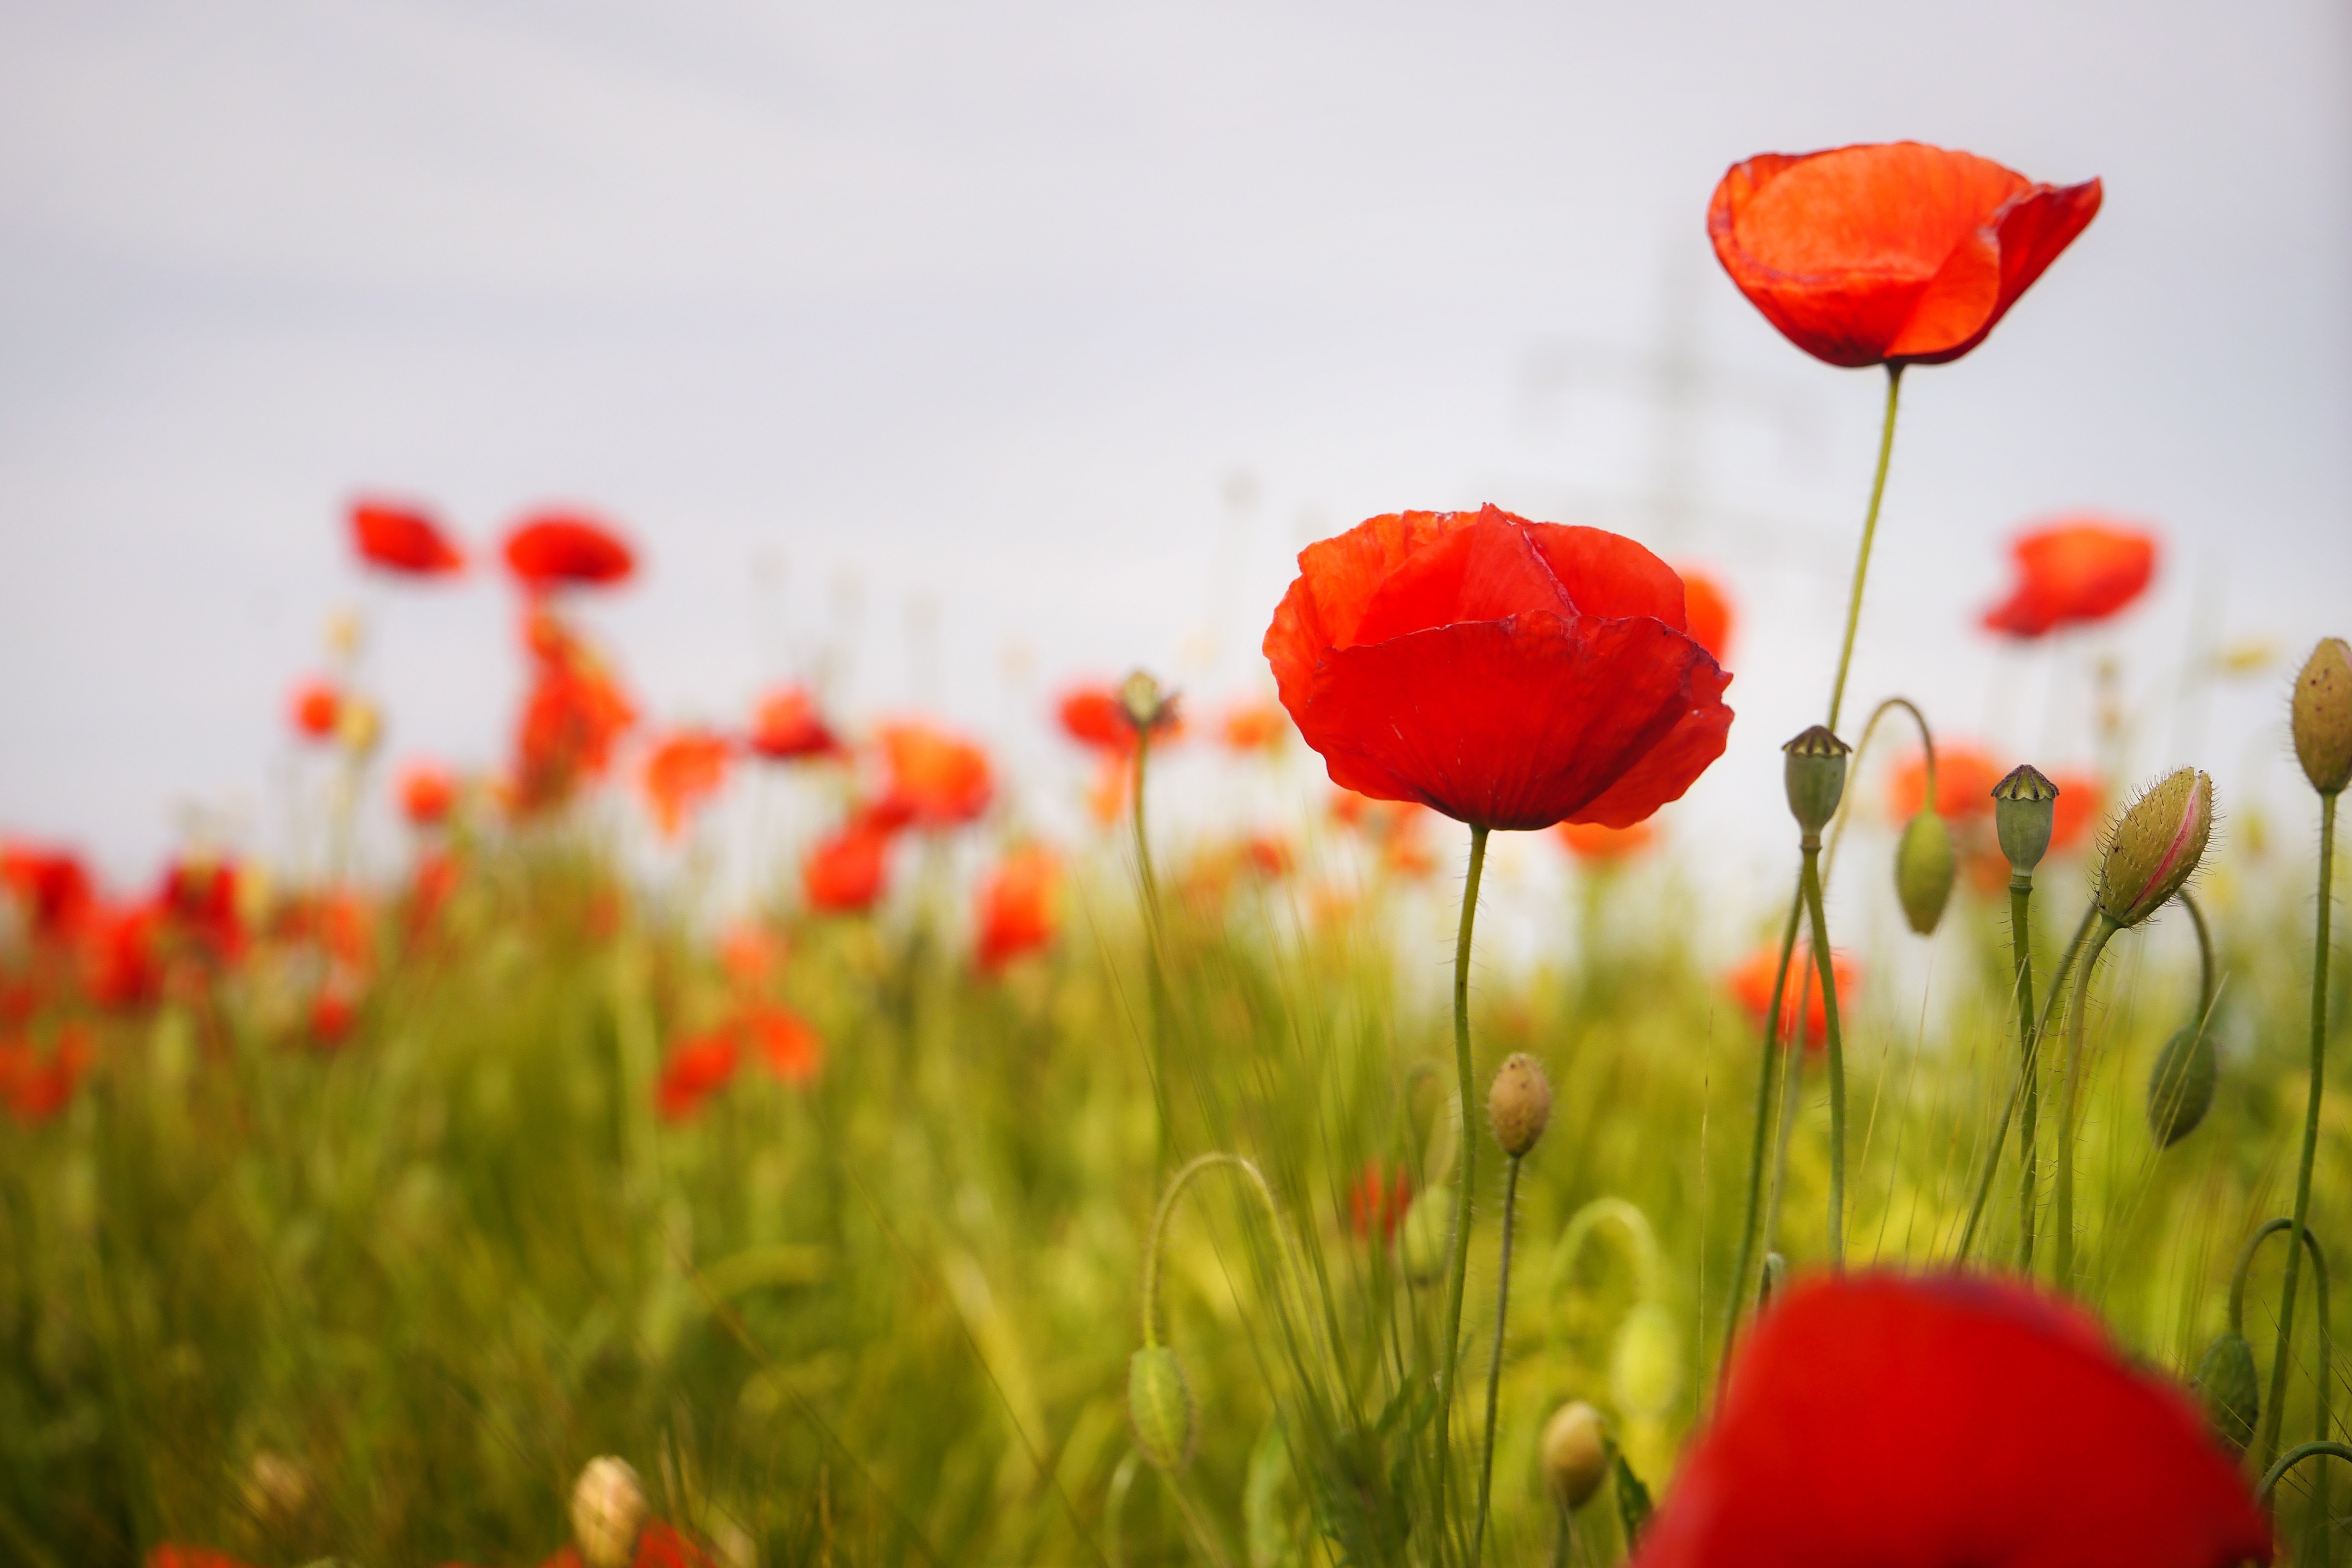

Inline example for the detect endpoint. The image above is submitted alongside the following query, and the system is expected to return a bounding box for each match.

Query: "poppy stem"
[1433,822,1490,1559]
[1132,730,1171,1171]
[1799,845,1846,1266]
[1759,990,1807,1257]
[2261,1442,2352,1503]
[1825,364,1905,734]
[1716,880,1802,1395]
[2260,789,2337,1474]
[2052,915,2121,1291]
[1471,1152,1522,1568]
[2011,874,2039,1271]
[2231,1218,2333,1545]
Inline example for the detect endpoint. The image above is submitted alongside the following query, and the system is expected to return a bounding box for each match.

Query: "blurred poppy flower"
[1244,833,1293,877]
[148,1548,258,1568]
[1632,1272,2267,1568]
[84,901,163,1007]
[1057,683,1182,757]
[1348,1162,1411,1243]
[875,721,993,828]
[309,980,359,1047]
[2048,771,2101,853]
[1727,941,1857,1048]
[719,922,783,991]
[350,499,464,576]
[1980,518,2159,639]
[504,513,636,590]
[742,1002,824,1084]
[290,679,342,741]
[1265,507,1732,832]
[654,1032,740,1121]
[1,842,94,941]
[974,846,1060,973]
[1708,143,2101,369]
[538,1520,718,1568]
[407,851,459,937]
[1887,742,2004,821]
[1677,566,1735,663]
[513,611,636,814]
[747,685,841,761]
[803,823,890,914]
[160,858,246,964]
[397,763,457,827]
[1556,819,1657,864]
[642,729,733,839]
[1220,697,1289,754]
[0,1024,92,1122]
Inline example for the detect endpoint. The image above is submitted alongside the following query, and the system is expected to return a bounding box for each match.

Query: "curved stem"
[2011,875,2040,1270]
[2261,1442,2352,1502]
[1550,1198,1665,1313]
[1433,823,1490,1556]
[1821,694,1936,882]
[2052,916,2122,1291]
[1800,845,1847,1265]
[2180,888,2216,1025]
[1471,1155,1523,1568]
[1825,364,1906,733]
[1140,1152,1288,1348]
[2230,1216,2332,1545]
[1717,881,1804,1394]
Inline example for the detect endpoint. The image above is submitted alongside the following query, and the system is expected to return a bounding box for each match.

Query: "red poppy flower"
[742,1002,824,1084]
[84,901,163,1007]
[642,729,733,838]
[1556,819,1656,864]
[719,922,783,991]
[350,499,464,576]
[504,513,636,590]
[1727,941,1857,1048]
[0,1024,92,1122]
[1057,683,1181,758]
[1888,742,2004,821]
[1677,566,1735,663]
[309,981,359,1047]
[537,1519,717,1568]
[1,842,94,941]
[290,679,342,741]
[160,858,246,963]
[1244,833,1293,877]
[512,611,636,813]
[1221,698,1289,754]
[974,846,1060,973]
[1980,517,2159,639]
[1708,143,2102,369]
[1632,1272,2267,1568]
[2049,770,2101,852]
[148,1547,259,1568]
[747,685,841,761]
[875,721,993,828]
[803,823,890,913]
[1347,1162,1411,1243]
[655,1031,741,1121]
[1265,507,1732,832]
[397,763,457,827]
[408,851,460,936]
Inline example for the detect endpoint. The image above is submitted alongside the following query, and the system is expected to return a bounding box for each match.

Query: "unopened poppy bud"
[1128,1345,1195,1473]
[2097,769,2213,927]
[1781,726,1850,840]
[2291,637,2352,796]
[1991,765,2060,876]
[1538,1401,1609,1511]
[2195,1332,2259,1452]
[1894,812,1956,936]
[570,1456,648,1568]
[1487,1052,1552,1157]
[2146,1023,2217,1147]
[1608,1301,1683,1420]
[1399,1185,1452,1283]
[1120,670,1173,734]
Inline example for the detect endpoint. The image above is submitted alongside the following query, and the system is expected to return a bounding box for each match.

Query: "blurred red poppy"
[1057,683,1181,757]
[2049,770,2101,853]
[1,842,94,941]
[1727,941,1857,1049]
[148,1547,258,1568]
[513,610,636,813]
[742,1002,824,1085]
[1556,819,1656,864]
[803,824,890,913]
[0,1024,92,1122]
[1632,1272,2267,1568]
[290,679,341,741]
[160,858,246,964]
[1347,1162,1411,1243]
[408,852,460,936]
[537,1518,717,1568]
[719,922,783,991]
[1980,518,2159,639]
[504,513,636,590]
[398,763,457,827]
[1220,698,1289,754]
[642,729,733,838]
[875,722,993,828]
[1709,143,2101,369]
[309,980,359,1047]
[85,901,164,1007]
[1243,833,1292,877]
[1887,742,2004,821]
[350,499,464,576]
[974,846,1060,973]
[1677,566,1735,663]
[655,1032,740,1121]
[747,685,841,761]
[1266,507,1732,831]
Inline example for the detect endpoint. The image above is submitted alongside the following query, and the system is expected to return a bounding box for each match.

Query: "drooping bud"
[1991,765,2060,876]
[570,1456,648,1568]
[2146,1023,2217,1147]
[2292,637,2352,796]
[1781,726,1851,840]
[2195,1332,2259,1453]
[1538,1402,1609,1511]
[1128,1345,1196,1473]
[1894,811,1956,935]
[1487,1052,1553,1157]
[1398,1185,1452,1284]
[2096,770,2213,927]
[1607,1301,1683,1420]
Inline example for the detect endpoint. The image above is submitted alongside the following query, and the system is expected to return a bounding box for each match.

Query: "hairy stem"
[1800,846,1847,1265]
[1471,1155,1523,1567]
[2053,916,2121,1290]
[1433,823,1490,1558]
[1825,364,1905,733]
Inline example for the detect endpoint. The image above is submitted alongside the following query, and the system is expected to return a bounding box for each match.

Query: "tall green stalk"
[1432,824,1490,1558]
[1800,848,1847,1264]
[1717,888,1801,1390]
[2011,877,2040,1269]
[2052,916,2121,1290]
[1470,1153,1523,1568]
[1825,365,1905,733]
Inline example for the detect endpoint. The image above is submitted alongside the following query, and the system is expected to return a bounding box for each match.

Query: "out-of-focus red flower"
[1220,698,1290,754]
[742,1002,824,1085]
[642,729,733,839]
[1057,683,1182,758]
[160,859,246,964]
[0,1024,92,1122]
[1727,941,1858,1049]
[719,922,783,991]
[398,763,457,827]
[309,980,359,1047]
[503,512,635,590]
[513,610,636,814]
[1888,743,2005,821]
[655,1032,741,1121]
[1083,754,1135,827]
[408,851,460,936]
[1708,143,2102,369]
[85,902,164,1007]
[974,846,1060,973]
[290,680,342,741]
[2049,771,2101,853]
[1331,792,1439,878]
[350,499,464,576]
[1265,507,1733,831]
[535,1520,717,1568]
[1677,567,1735,663]
[1347,1162,1411,1243]
[1556,819,1657,864]
[1632,1272,2267,1568]
[1,842,94,941]
[875,722,993,828]
[803,824,890,914]
[147,1547,259,1568]
[748,685,841,761]
[1980,518,2159,639]
[1244,833,1293,877]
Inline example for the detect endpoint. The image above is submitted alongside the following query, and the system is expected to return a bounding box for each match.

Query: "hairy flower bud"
[2096,769,2213,928]
[1894,811,1956,935]
[1399,1185,1452,1284]
[1782,726,1851,840]
[2292,637,2352,796]
[1128,1345,1196,1473]
[1538,1402,1609,1511]
[2146,1023,2217,1147]
[2195,1332,2259,1453]
[1608,1302,1683,1420]
[1991,764,2059,876]
[570,1456,648,1568]
[1487,1052,1553,1157]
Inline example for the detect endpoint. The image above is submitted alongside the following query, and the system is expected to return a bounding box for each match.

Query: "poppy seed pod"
[1128,1345,1195,1473]
[1894,811,1956,935]
[2291,636,2352,796]
[569,1456,648,1568]
[2146,1023,2217,1148]
[1991,764,2060,875]
[1487,1052,1553,1157]
[1782,726,1850,839]
[2096,770,2213,928]
[1399,1185,1453,1284]
[2195,1332,2259,1453]
[1538,1402,1609,1511]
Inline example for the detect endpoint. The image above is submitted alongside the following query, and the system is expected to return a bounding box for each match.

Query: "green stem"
[2230,1217,2332,1551]
[2261,1442,2352,1503]
[1820,695,1935,882]
[1825,364,1905,733]
[2012,875,2040,1271]
[1133,732,1170,1169]
[2262,790,2339,1473]
[1717,880,1804,1393]
[1760,1004,1807,1256]
[1433,823,1490,1558]
[1471,1155,1523,1567]
[1140,1153,1288,1348]
[1800,846,1847,1265]
[2053,916,2122,1291]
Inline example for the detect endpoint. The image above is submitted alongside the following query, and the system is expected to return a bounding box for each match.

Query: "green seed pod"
[2146,1023,2217,1147]
[569,1456,648,1568]
[2292,637,2352,796]
[1782,726,1851,839]
[1894,811,1957,935]
[2096,769,2213,928]
[2195,1332,2259,1453]
[1398,1185,1453,1284]
[1608,1301,1683,1420]
[1128,1345,1196,1473]
[1538,1402,1609,1511]
[1487,1052,1553,1157]
[1991,764,2060,875]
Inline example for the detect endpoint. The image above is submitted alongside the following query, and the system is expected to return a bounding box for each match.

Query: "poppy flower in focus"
[1265,507,1732,832]
[1980,518,2159,639]
[1348,1162,1411,1243]
[397,763,457,827]
[1556,819,1657,864]
[654,1032,740,1121]
[290,680,342,741]
[1,842,94,941]
[875,722,993,828]
[642,729,733,838]
[1220,697,1289,754]
[742,1002,824,1085]
[803,824,890,914]
[350,499,464,576]
[747,685,841,761]
[0,1025,92,1122]
[1887,743,2004,821]
[2049,771,2101,853]
[1708,143,2102,369]
[1631,1272,2267,1568]
[974,845,1060,973]
[1677,566,1735,663]
[504,513,636,590]
[1727,941,1857,1049]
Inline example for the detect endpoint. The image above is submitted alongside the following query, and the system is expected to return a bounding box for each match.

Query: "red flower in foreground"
[1888,742,2004,821]
[1556,819,1656,864]
[641,729,733,838]
[2,842,94,941]
[397,763,457,827]
[1633,1272,2266,1568]
[974,846,1061,972]
[747,685,841,761]
[1347,1162,1411,1243]
[1677,566,1734,663]
[1709,143,2101,369]
[875,722,993,828]
[1727,941,1857,1049]
[1980,517,2159,639]
[290,679,342,741]
[654,1032,741,1121]
[350,499,464,576]
[504,513,636,590]
[1265,507,1732,831]
[803,824,890,913]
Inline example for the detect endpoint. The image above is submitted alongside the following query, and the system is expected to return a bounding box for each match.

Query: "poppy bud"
[1128,1345,1195,1473]
[1608,1301,1683,1420]
[1538,1402,1609,1511]
[569,1456,648,1568]
[1894,811,1956,935]
[2195,1332,2259,1453]
[1120,670,1174,734]
[1991,764,2060,875]
[1399,1184,1453,1284]
[1487,1052,1553,1157]
[1782,726,1851,840]
[2291,637,2352,796]
[2096,770,2213,928]
[2145,1023,2217,1147]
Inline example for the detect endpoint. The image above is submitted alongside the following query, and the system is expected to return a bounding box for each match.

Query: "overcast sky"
[2,0,2346,900]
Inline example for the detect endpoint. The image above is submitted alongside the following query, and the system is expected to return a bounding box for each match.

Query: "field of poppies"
[4,142,2348,1568]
